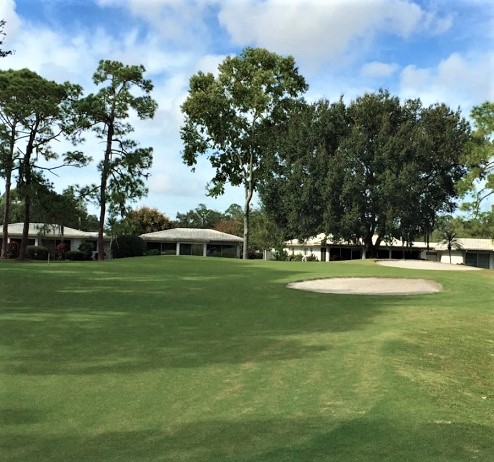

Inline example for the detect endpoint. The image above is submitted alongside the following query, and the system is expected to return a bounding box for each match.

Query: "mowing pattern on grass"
[1,258,493,461]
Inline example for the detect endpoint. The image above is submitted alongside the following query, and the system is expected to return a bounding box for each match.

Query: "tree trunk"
[1,160,13,259]
[97,123,113,261]
[2,124,17,259]
[19,136,35,260]
[243,183,253,260]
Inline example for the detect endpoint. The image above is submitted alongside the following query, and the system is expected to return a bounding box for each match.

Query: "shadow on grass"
[0,258,435,375]
[3,415,493,461]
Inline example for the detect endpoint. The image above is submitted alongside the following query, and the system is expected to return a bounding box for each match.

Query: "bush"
[65,250,85,261]
[145,249,161,256]
[6,241,19,259]
[78,242,94,260]
[111,235,146,259]
[55,242,67,260]
[304,254,319,262]
[288,254,303,262]
[26,245,49,260]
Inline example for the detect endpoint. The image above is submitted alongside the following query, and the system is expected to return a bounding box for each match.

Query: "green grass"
[1,257,493,461]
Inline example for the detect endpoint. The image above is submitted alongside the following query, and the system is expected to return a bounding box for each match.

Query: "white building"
[140,228,243,258]
[282,234,494,269]
[3,223,111,259]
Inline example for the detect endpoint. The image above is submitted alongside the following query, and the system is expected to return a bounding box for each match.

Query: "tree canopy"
[261,91,471,257]
[459,101,494,214]
[79,60,157,260]
[0,68,87,258]
[181,47,307,258]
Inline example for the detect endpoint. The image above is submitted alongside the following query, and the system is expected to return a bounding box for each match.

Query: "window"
[465,252,491,269]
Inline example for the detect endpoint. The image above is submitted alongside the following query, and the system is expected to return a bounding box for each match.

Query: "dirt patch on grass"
[287,277,443,295]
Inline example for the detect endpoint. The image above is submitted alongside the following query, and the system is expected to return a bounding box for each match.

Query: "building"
[282,234,494,269]
[2,223,111,259]
[140,228,243,258]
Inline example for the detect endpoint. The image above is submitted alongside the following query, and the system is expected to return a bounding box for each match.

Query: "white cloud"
[361,61,400,77]
[400,52,494,110]
[217,0,452,67]
[0,0,21,40]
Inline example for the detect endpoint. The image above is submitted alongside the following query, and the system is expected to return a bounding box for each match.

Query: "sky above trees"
[0,0,492,217]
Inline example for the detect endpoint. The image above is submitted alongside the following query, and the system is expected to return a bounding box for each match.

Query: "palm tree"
[440,228,463,264]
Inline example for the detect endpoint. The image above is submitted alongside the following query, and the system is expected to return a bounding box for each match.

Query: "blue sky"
[1,0,493,219]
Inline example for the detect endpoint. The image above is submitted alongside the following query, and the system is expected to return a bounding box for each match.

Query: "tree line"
[0,25,157,260]
[1,18,492,260]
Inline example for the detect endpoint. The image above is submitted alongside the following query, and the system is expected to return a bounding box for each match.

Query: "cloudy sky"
[1,0,492,219]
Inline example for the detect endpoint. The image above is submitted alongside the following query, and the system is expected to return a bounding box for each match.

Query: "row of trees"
[2,25,492,260]
[110,203,282,258]
[181,48,493,257]
[0,55,157,259]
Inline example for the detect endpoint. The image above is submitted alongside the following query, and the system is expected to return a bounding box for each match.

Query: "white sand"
[287,277,443,295]
[286,260,481,295]
[376,259,480,271]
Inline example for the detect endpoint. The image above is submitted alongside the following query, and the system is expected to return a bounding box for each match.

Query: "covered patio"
[140,228,243,258]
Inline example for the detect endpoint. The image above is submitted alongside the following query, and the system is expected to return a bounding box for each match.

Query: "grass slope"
[1,257,493,461]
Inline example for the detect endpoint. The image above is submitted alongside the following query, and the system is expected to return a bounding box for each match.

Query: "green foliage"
[145,249,161,256]
[304,253,319,262]
[262,91,471,257]
[80,60,158,260]
[65,250,85,261]
[459,101,494,212]
[175,203,224,229]
[111,234,146,259]
[0,68,88,259]
[181,47,308,258]
[26,245,48,260]
[123,206,173,235]
[6,240,18,258]
[78,242,94,260]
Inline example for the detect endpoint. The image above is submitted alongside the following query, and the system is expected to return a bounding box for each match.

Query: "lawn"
[1,256,493,461]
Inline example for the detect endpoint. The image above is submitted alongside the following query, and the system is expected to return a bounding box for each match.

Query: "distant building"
[140,228,243,258]
[2,223,111,259]
[282,234,494,269]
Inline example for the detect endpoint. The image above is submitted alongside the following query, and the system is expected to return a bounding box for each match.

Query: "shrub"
[78,242,94,260]
[288,254,303,262]
[111,235,146,259]
[55,242,67,260]
[6,241,19,259]
[274,250,289,261]
[304,254,319,262]
[26,245,49,260]
[65,250,85,261]
[145,249,161,256]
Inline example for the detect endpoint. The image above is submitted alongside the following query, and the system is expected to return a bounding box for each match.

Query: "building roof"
[140,228,243,243]
[435,238,494,252]
[6,223,106,240]
[285,233,494,252]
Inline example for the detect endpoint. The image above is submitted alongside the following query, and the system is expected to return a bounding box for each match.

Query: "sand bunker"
[376,260,481,271]
[287,277,443,295]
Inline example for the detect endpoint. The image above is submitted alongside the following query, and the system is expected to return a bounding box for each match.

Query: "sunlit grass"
[1,257,493,461]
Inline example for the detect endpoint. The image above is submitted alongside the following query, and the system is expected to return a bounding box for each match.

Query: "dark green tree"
[181,47,307,258]
[458,101,494,214]
[0,69,87,259]
[80,60,158,260]
[262,91,471,257]
[175,203,224,229]
[120,206,173,236]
